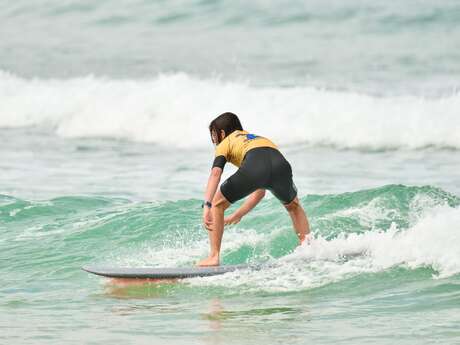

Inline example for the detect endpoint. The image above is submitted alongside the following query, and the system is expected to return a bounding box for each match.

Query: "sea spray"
[1,71,460,149]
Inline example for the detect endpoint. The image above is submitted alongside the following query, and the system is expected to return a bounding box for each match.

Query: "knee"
[213,199,228,210]
[212,193,230,210]
[284,197,301,212]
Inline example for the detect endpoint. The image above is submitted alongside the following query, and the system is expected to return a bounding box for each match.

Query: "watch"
[201,201,212,208]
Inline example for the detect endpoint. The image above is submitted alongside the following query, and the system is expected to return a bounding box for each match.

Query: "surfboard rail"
[82,264,252,279]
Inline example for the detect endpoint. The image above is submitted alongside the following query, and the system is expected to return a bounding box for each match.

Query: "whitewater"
[2,71,460,149]
[2,0,460,344]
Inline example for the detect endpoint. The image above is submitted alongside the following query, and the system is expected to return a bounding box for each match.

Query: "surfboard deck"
[82,264,251,279]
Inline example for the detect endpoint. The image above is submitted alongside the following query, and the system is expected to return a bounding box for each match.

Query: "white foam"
[188,206,460,292]
[324,196,396,229]
[112,227,269,268]
[1,70,460,149]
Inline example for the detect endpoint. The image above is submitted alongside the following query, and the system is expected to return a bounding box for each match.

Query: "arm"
[225,189,265,225]
[204,167,223,203]
[202,167,223,229]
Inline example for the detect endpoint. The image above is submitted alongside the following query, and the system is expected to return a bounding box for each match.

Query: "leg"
[267,150,310,245]
[284,197,310,244]
[197,189,231,266]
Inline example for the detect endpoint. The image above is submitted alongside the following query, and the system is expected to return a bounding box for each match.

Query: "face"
[210,128,226,146]
[211,129,218,145]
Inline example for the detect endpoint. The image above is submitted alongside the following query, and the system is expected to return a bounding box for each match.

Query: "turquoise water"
[2,181,460,344]
[2,0,460,94]
[1,1,460,344]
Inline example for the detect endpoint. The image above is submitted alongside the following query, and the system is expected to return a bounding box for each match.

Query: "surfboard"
[82,264,251,279]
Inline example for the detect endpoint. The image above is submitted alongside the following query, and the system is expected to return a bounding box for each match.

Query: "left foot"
[300,233,312,245]
[196,256,220,267]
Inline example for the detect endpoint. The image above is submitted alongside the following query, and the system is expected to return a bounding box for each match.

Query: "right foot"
[196,256,220,267]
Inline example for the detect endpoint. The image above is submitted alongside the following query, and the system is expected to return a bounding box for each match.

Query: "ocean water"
[1,1,460,344]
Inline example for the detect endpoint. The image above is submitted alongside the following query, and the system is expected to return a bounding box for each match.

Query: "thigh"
[269,175,298,205]
[220,169,261,204]
[268,151,298,205]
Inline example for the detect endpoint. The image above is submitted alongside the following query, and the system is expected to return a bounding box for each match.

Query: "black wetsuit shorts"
[220,147,297,205]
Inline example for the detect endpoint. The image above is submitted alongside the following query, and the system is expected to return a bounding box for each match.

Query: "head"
[209,112,243,145]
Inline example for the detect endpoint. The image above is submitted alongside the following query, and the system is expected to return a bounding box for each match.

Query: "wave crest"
[1,70,460,149]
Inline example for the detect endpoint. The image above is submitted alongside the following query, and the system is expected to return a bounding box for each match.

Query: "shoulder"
[232,130,248,138]
[215,135,230,156]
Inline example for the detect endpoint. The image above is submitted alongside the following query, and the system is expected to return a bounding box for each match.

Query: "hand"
[224,212,242,225]
[203,207,213,231]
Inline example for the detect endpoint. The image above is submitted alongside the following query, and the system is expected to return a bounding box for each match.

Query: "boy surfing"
[198,112,311,267]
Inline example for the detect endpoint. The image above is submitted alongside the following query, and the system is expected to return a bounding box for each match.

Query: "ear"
[220,129,226,141]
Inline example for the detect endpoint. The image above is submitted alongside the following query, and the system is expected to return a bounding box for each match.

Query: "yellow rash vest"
[213,130,278,168]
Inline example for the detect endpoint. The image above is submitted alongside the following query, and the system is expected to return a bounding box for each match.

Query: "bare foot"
[299,233,312,246]
[196,256,220,267]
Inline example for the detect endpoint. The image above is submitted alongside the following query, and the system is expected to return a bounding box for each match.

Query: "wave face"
[3,185,460,344]
[2,185,459,292]
[1,71,459,149]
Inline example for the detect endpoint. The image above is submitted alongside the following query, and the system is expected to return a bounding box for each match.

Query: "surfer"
[198,112,311,266]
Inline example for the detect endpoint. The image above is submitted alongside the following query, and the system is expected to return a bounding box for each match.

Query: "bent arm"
[204,167,223,203]
[233,189,265,218]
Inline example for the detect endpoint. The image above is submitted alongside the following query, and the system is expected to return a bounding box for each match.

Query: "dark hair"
[209,112,243,144]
